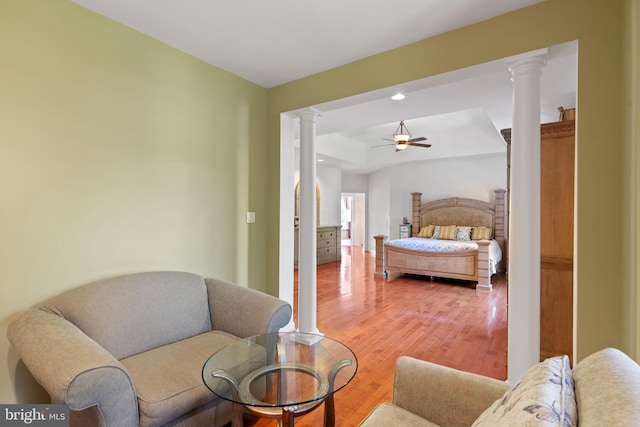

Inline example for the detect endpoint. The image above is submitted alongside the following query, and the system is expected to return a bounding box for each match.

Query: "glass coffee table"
[202,332,358,427]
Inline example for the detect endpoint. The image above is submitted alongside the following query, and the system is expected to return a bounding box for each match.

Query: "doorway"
[341,193,365,248]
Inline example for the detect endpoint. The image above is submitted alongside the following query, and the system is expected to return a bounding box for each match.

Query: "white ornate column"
[298,108,322,335]
[507,48,547,383]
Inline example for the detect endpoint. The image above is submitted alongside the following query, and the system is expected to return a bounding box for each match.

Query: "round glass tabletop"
[202,332,358,409]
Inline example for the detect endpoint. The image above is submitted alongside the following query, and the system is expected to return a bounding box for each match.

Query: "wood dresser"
[294,225,341,268]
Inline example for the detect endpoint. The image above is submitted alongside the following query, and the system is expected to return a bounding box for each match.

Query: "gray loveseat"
[7,271,292,427]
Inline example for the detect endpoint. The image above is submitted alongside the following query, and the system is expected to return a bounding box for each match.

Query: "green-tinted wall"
[267,0,637,362]
[0,0,268,403]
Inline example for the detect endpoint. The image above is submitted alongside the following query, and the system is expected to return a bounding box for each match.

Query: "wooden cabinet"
[294,225,341,268]
[501,115,575,362]
[540,119,575,362]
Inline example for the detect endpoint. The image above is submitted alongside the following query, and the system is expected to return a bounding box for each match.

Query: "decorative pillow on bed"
[438,225,457,240]
[431,226,441,239]
[418,225,436,238]
[471,227,493,240]
[456,226,472,241]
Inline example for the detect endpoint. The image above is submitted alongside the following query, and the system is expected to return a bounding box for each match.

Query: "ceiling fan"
[373,120,432,152]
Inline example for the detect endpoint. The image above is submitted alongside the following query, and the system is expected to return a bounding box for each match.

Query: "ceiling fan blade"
[383,138,396,142]
[409,142,432,148]
[371,143,395,148]
[408,137,427,143]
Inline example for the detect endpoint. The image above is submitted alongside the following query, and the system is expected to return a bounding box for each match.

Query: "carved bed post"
[476,240,492,291]
[374,235,386,276]
[411,192,422,236]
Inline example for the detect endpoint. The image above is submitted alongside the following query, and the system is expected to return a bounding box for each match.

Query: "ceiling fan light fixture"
[393,120,411,142]
[373,120,429,152]
[394,133,410,142]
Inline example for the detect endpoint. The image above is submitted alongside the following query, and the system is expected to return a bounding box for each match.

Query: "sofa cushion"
[573,347,640,426]
[41,271,213,359]
[358,403,439,427]
[472,355,577,426]
[120,331,239,427]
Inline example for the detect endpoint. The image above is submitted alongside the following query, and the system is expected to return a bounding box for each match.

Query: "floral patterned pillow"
[456,226,472,241]
[472,355,577,427]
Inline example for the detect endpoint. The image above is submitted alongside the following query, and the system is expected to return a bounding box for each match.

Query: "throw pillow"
[471,227,493,240]
[438,225,457,240]
[456,226,472,241]
[472,355,577,427]
[418,225,435,238]
[431,226,441,239]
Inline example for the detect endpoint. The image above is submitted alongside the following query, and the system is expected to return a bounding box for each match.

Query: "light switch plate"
[246,212,256,223]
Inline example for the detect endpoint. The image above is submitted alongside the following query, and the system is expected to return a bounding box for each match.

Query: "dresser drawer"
[317,230,336,240]
[317,246,337,258]
[317,238,334,249]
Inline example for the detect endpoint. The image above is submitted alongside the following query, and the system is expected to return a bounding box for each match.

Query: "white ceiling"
[309,42,577,173]
[71,0,576,174]
[71,0,546,89]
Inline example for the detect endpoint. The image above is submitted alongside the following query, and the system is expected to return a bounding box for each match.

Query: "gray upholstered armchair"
[7,271,292,427]
[359,348,640,426]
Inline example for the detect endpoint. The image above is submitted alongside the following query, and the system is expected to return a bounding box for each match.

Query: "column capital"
[507,48,548,77]
[294,107,323,122]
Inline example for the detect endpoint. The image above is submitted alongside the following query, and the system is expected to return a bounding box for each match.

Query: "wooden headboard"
[411,189,507,257]
[418,197,495,229]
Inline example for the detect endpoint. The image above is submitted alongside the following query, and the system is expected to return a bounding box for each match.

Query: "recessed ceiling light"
[317,159,324,162]
[391,93,405,101]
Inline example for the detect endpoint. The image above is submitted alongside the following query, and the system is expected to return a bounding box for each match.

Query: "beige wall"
[0,1,268,403]
[625,0,640,357]
[268,0,637,362]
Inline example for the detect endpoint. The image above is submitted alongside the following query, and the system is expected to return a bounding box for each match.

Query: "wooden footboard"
[386,245,478,281]
[373,236,493,290]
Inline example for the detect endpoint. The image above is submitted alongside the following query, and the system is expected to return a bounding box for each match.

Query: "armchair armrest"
[7,309,138,426]
[393,356,509,427]
[205,278,292,338]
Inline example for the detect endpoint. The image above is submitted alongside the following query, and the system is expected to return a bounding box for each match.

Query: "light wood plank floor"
[247,246,508,426]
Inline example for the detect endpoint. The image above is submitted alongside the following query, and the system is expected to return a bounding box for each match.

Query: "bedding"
[385,237,503,275]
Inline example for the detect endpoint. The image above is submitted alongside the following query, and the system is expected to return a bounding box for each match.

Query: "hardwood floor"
[247,245,508,426]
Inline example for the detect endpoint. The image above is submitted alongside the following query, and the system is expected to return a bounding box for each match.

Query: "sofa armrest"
[205,278,292,338]
[393,356,509,427]
[7,309,138,426]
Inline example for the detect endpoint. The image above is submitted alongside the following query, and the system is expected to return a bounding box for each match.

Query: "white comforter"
[385,237,503,274]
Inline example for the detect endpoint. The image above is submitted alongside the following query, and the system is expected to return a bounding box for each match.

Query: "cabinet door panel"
[540,121,575,362]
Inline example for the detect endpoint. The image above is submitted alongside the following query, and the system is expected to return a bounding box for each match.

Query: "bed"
[374,189,507,290]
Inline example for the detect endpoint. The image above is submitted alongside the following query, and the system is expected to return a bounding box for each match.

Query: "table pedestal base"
[235,395,335,427]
